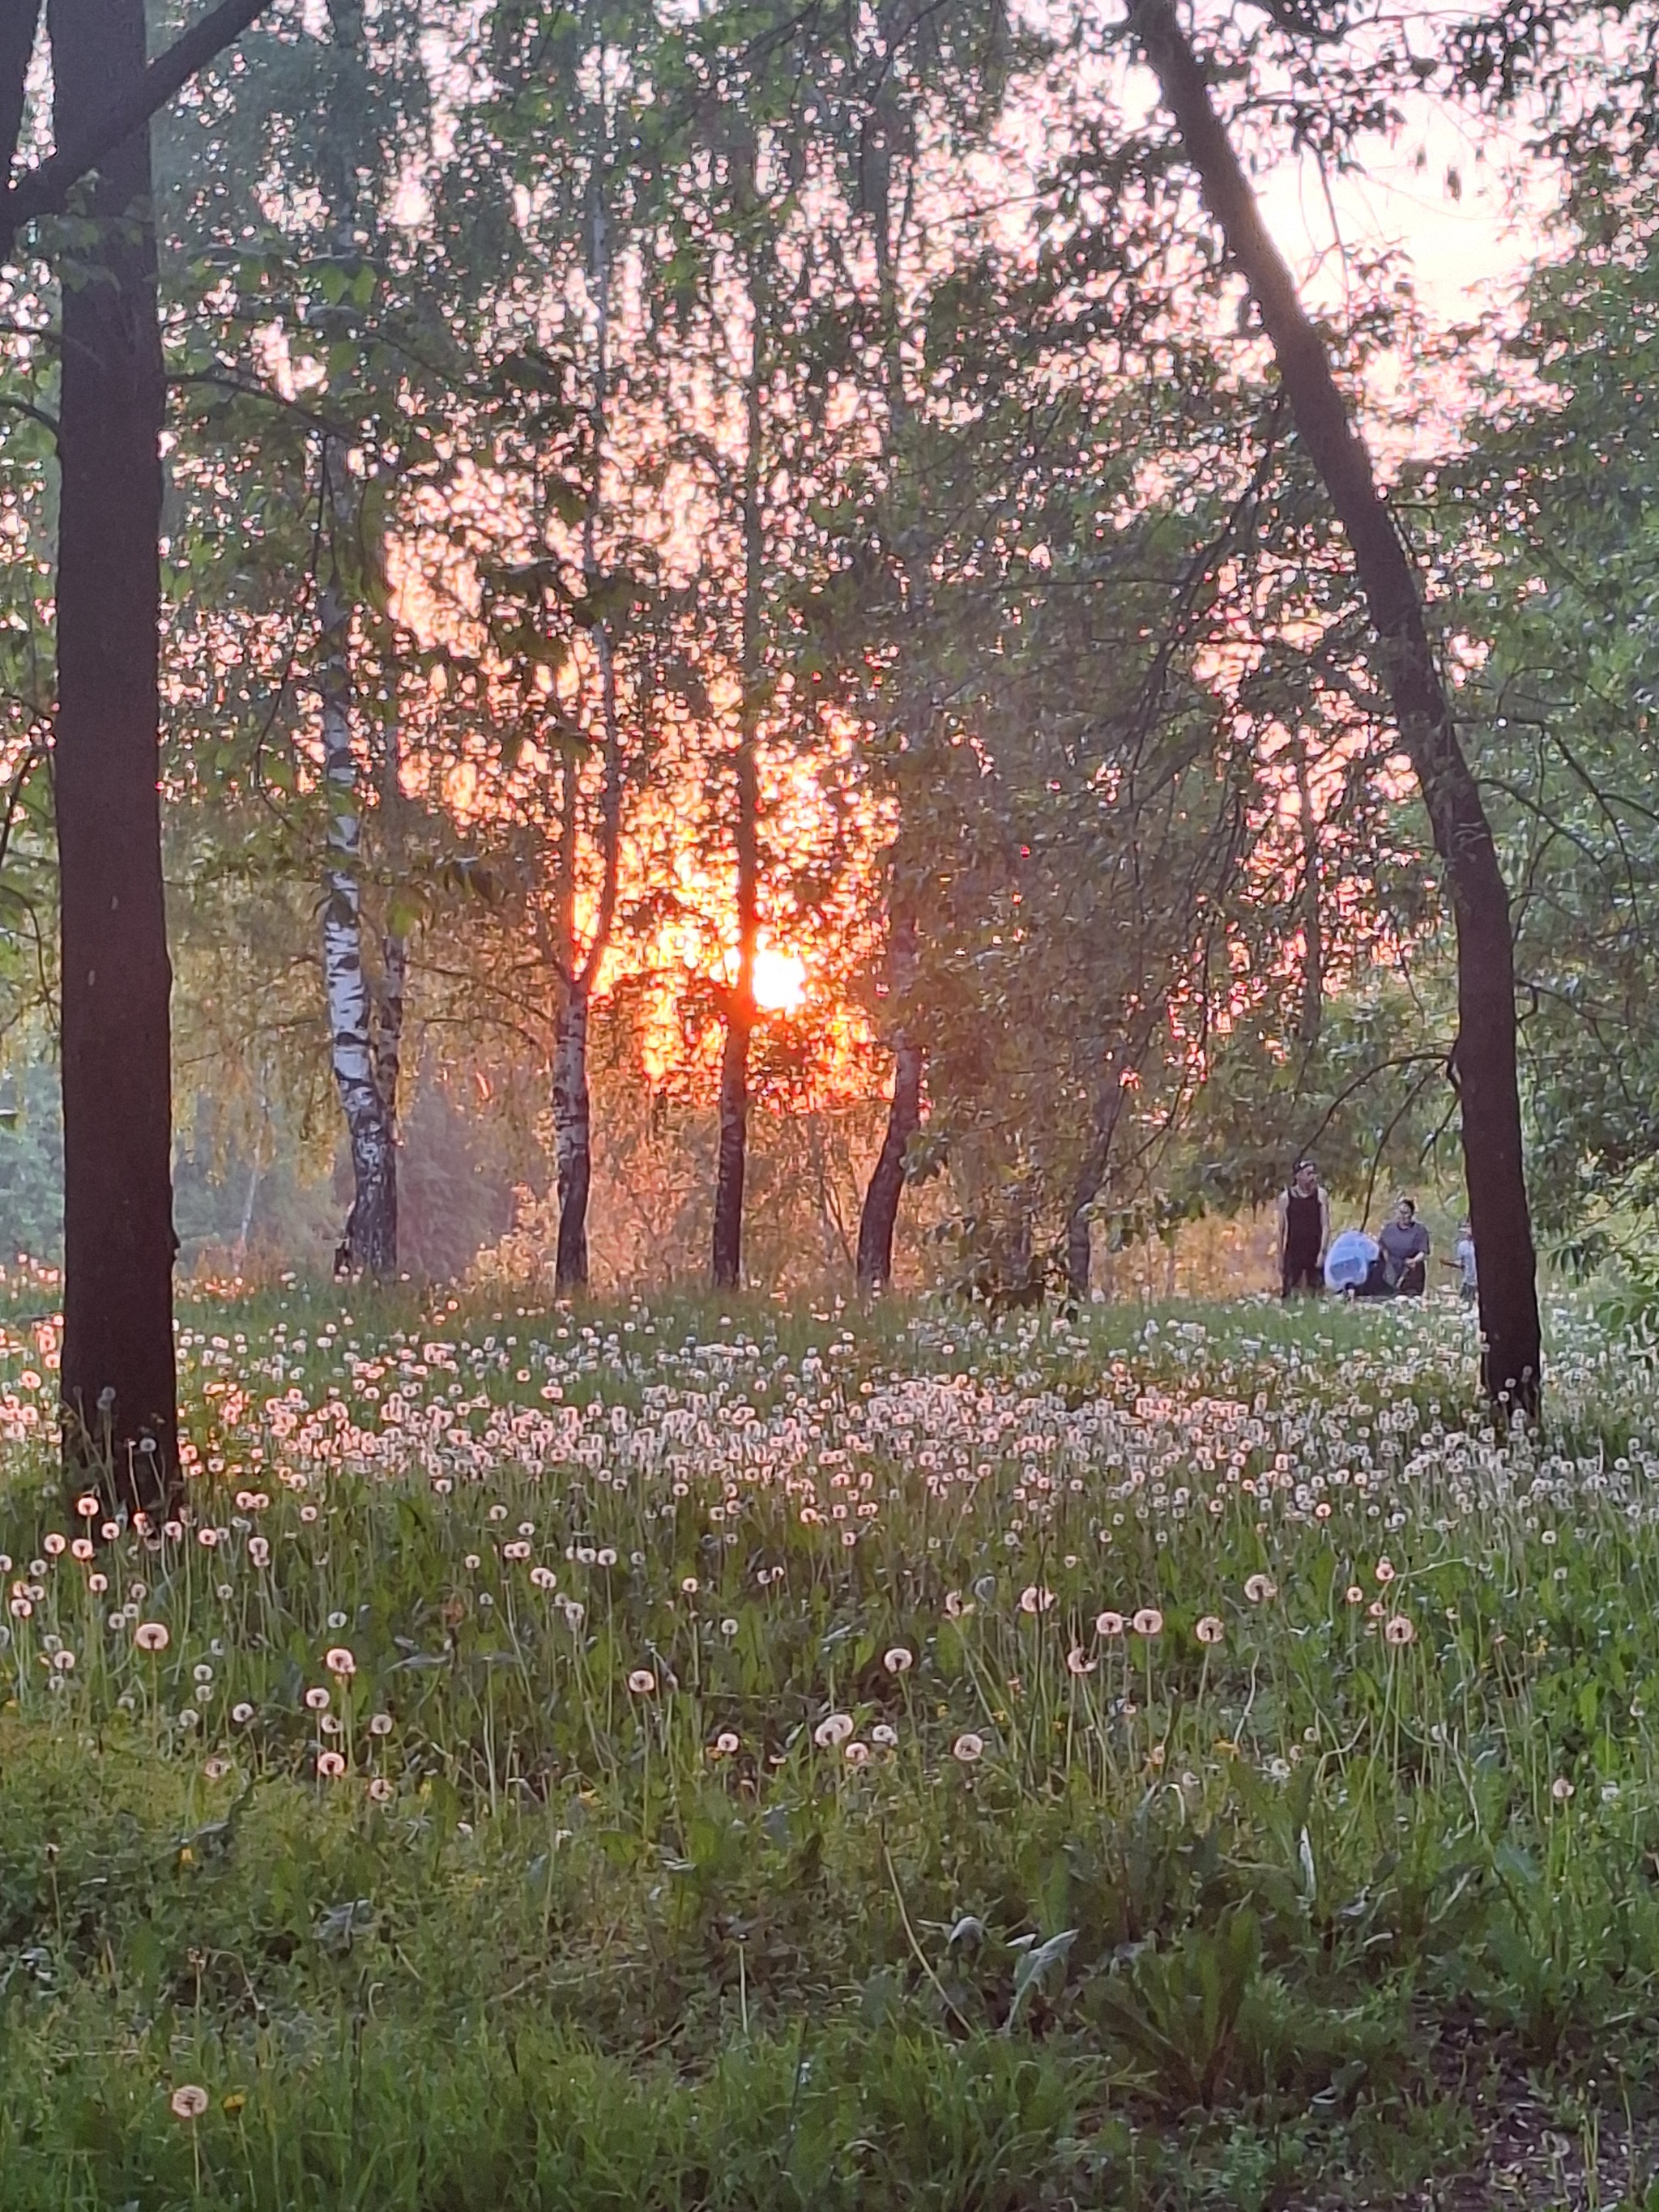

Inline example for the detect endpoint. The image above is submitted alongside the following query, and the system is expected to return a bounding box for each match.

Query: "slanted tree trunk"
[712,232,766,1293]
[856,907,922,1291]
[51,0,181,1511]
[1130,0,1542,1412]
[321,579,395,1277]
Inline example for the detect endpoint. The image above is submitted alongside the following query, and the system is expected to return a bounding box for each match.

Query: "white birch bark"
[322,579,394,1276]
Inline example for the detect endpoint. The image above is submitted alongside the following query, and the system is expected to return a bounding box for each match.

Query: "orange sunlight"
[753,944,808,1014]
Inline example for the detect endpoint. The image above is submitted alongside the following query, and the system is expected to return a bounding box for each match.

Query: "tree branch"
[0,0,273,250]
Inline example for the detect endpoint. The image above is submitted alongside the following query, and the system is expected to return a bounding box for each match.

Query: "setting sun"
[752,945,807,1014]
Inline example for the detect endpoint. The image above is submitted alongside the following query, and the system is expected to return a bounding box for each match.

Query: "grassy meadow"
[2,1276,1659,2207]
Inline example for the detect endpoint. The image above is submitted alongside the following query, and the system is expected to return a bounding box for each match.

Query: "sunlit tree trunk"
[322,579,395,1277]
[1130,0,1541,1412]
[51,0,181,1511]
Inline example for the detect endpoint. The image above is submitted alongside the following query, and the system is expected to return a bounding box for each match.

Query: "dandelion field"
[5,1283,1659,2208]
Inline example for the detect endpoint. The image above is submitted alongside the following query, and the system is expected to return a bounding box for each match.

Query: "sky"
[1259,94,1543,328]
[1245,78,1555,436]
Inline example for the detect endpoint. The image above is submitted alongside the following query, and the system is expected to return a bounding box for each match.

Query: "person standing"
[1378,1196,1431,1297]
[1443,1219,1478,1302]
[1277,1158,1329,1297]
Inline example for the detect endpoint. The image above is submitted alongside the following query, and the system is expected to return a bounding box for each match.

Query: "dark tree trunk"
[375,927,407,1141]
[1064,1058,1131,1304]
[856,840,924,1295]
[712,227,765,1293]
[1294,735,1323,1050]
[858,901,921,1292]
[49,0,181,1510]
[552,986,592,1289]
[856,151,929,1297]
[711,1025,749,1289]
[857,1035,922,1293]
[547,130,624,1298]
[1131,0,1542,1413]
[712,732,757,1290]
[374,722,408,1158]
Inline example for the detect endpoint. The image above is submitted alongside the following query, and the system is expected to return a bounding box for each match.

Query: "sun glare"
[753,945,807,1014]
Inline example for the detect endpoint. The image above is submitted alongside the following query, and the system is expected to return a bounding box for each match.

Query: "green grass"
[2,1276,1659,2206]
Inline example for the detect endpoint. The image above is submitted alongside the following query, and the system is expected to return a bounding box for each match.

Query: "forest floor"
[2,1276,1659,2210]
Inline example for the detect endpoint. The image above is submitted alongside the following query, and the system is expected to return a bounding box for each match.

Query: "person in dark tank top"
[1276,1158,1329,1298]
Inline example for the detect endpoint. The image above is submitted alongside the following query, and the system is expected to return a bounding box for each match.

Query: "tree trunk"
[545,79,623,1297]
[1130,0,1542,1412]
[712,232,765,1293]
[856,167,929,1295]
[552,985,593,1289]
[375,926,407,1143]
[236,1149,261,1259]
[711,730,757,1290]
[857,1021,922,1290]
[321,581,395,1278]
[1064,1080,1128,1305]
[236,1083,267,1260]
[374,720,407,1155]
[50,0,181,1512]
[1294,735,1323,1050]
